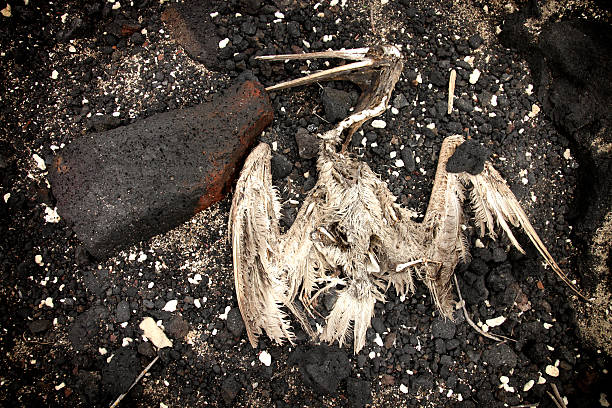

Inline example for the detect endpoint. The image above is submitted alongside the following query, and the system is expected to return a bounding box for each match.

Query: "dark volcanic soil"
[0,1,610,407]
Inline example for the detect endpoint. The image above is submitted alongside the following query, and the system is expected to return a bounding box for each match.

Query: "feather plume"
[228,47,587,355]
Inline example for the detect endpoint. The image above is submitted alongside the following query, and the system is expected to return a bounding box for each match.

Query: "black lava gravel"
[1,0,610,407]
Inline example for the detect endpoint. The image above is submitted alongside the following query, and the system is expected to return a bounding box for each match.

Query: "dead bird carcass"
[229,45,586,353]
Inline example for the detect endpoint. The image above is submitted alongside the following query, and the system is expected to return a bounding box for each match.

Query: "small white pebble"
[218,38,230,49]
[368,351,376,359]
[55,382,65,391]
[219,306,231,320]
[33,154,46,170]
[44,297,54,308]
[188,273,202,285]
[529,104,540,118]
[371,119,386,129]
[391,107,399,115]
[112,1,120,9]
[122,337,133,347]
[525,84,533,95]
[160,403,169,408]
[563,148,571,160]
[486,316,506,327]
[3,193,9,203]
[491,94,498,106]
[374,333,384,347]
[259,351,272,366]
[503,384,515,392]
[137,253,147,262]
[162,300,178,312]
[394,159,405,168]
[538,374,547,384]
[99,347,107,355]
[545,365,559,377]
[1,3,11,17]
[500,375,509,384]
[416,73,422,84]
[148,282,154,289]
[523,379,534,391]
[400,384,409,393]
[68,45,76,53]
[543,322,553,329]
[469,69,481,84]
[390,151,397,159]
[272,141,278,151]
[210,12,218,18]
[51,70,59,80]
[44,206,61,223]
[274,11,284,19]
[34,254,43,265]
[600,393,610,407]
[194,298,201,308]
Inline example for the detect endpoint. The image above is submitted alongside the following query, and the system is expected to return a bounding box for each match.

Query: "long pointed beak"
[255,48,375,91]
[255,45,402,92]
[262,60,375,92]
[255,47,371,62]
[256,45,404,148]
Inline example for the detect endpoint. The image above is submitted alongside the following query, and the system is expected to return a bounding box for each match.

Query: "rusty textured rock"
[161,2,223,70]
[49,78,273,259]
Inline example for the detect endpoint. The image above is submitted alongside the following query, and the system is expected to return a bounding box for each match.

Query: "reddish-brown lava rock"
[161,2,224,71]
[49,76,273,259]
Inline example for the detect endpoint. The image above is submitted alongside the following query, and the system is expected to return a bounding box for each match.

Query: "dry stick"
[548,384,567,408]
[109,355,160,408]
[551,384,564,403]
[453,275,514,342]
[448,69,457,114]
[546,391,565,408]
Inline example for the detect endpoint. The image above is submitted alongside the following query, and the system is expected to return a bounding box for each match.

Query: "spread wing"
[421,135,587,319]
[229,143,295,347]
[462,161,587,300]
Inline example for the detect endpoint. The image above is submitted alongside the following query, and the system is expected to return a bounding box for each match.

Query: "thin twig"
[453,275,514,342]
[109,355,160,408]
[448,69,457,114]
[547,391,565,408]
[548,384,567,408]
[312,106,330,124]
